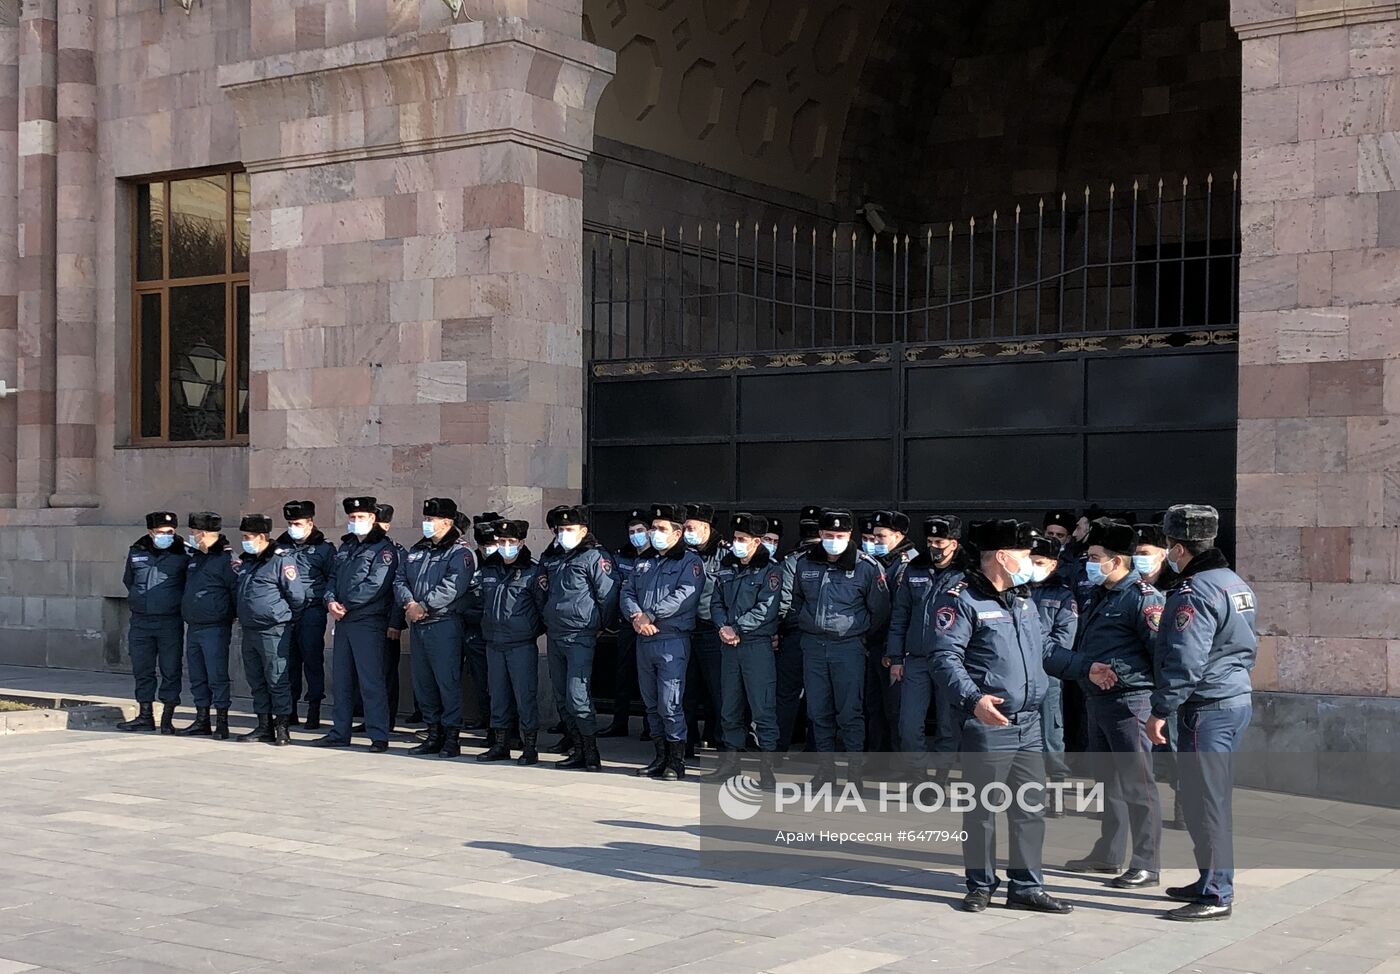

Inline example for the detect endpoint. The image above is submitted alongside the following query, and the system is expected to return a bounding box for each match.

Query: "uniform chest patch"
[802,570,820,580]
[1175,605,1195,631]
[283,565,298,581]
[977,610,1006,622]
[409,551,424,561]
[130,555,148,563]
[1231,591,1256,612]
[1144,604,1163,632]
[910,577,929,585]
[935,606,957,631]
[638,561,652,573]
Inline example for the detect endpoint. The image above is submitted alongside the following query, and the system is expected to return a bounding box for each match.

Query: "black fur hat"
[650,503,686,526]
[1163,504,1219,543]
[1043,510,1076,532]
[188,511,221,532]
[492,518,529,540]
[626,508,649,528]
[146,511,178,530]
[239,514,273,535]
[923,515,962,540]
[282,500,315,521]
[684,503,716,525]
[820,509,854,531]
[1087,517,1137,555]
[967,519,1034,551]
[423,497,458,519]
[766,516,783,536]
[730,512,769,537]
[553,505,587,527]
[342,496,377,515]
[375,503,395,523]
[545,505,570,529]
[1030,534,1063,560]
[1133,522,1167,549]
[871,510,910,533]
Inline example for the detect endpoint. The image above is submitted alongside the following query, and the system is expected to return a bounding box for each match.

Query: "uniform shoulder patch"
[935,606,957,631]
[282,564,298,581]
[537,573,549,590]
[876,570,887,591]
[601,559,612,574]
[1144,604,1163,632]
[1174,604,1195,632]
[380,550,393,565]
[1231,590,1256,613]
[692,561,702,578]
[768,571,781,591]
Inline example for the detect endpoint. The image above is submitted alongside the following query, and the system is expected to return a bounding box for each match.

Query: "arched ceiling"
[584,0,893,203]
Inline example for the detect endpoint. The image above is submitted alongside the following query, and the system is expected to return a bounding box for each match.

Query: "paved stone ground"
[2,714,1400,974]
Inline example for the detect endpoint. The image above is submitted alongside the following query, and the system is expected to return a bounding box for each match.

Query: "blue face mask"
[650,529,672,551]
[242,539,258,555]
[683,530,702,547]
[287,524,309,542]
[152,533,174,550]
[1132,554,1156,576]
[1167,551,1182,574]
[499,543,520,562]
[872,543,889,557]
[1006,554,1034,587]
[1084,561,1108,586]
[763,541,778,558]
[630,531,649,550]
[422,520,436,539]
[861,540,876,555]
[822,537,848,556]
[186,534,200,550]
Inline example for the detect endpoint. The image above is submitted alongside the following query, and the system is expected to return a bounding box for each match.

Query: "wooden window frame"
[129,167,251,447]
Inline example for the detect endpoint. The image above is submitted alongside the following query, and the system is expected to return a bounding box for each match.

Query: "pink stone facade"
[1234,0,1400,697]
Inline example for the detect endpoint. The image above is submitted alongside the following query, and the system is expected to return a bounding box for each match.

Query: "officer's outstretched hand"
[973,694,1009,727]
[1087,662,1118,691]
[1146,715,1168,746]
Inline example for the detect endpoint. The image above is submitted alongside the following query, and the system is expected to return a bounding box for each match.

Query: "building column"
[220,6,614,529]
[49,0,96,508]
[14,0,55,509]
[0,4,19,508]
[1233,0,1400,699]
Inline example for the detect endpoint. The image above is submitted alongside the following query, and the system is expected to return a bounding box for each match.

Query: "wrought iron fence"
[586,172,1240,361]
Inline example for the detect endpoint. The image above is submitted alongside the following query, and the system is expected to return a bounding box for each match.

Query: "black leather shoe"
[1165,885,1205,902]
[1108,869,1159,889]
[308,734,351,747]
[1006,890,1073,914]
[962,889,992,913]
[1164,902,1232,921]
[1064,857,1121,874]
[368,740,389,753]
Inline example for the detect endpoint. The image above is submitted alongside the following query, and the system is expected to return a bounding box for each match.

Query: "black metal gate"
[584,173,1240,547]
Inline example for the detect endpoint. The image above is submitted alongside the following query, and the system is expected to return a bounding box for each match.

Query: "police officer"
[702,512,783,788]
[867,510,916,756]
[888,516,967,780]
[178,512,237,739]
[396,498,472,758]
[541,505,618,771]
[1133,520,1178,591]
[1063,518,1166,888]
[1028,533,1077,812]
[623,504,704,781]
[1146,504,1256,922]
[683,503,728,756]
[538,504,571,742]
[928,519,1118,914]
[277,500,334,730]
[118,511,188,733]
[460,513,499,736]
[312,497,398,752]
[789,509,890,788]
[761,518,783,560]
[373,504,408,729]
[775,506,822,753]
[478,518,546,765]
[233,514,307,745]
[604,509,652,739]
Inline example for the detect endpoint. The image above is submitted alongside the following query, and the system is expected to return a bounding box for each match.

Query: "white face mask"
[558,529,583,551]
[287,524,309,542]
[1030,564,1052,584]
[650,529,673,551]
[347,520,371,537]
[731,540,751,559]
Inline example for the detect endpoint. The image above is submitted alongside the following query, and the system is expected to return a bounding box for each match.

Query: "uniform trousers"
[240,624,292,717]
[129,614,184,706]
[185,623,232,709]
[637,634,689,742]
[960,714,1048,896]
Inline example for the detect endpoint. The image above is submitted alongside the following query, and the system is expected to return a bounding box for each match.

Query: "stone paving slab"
[0,727,1399,974]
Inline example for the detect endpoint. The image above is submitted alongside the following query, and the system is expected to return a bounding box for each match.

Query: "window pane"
[169,175,228,279]
[136,183,164,281]
[233,173,250,273]
[138,292,162,438]
[236,285,249,436]
[167,283,227,442]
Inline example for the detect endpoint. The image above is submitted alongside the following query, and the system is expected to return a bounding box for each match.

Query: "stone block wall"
[1233,0,1400,700]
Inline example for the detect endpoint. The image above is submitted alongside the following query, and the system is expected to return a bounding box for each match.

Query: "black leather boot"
[118,702,155,732]
[581,735,601,772]
[286,704,300,727]
[439,726,461,758]
[517,731,539,766]
[176,707,212,736]
[758,752,777,790]
[236,713,271,742]
[271,715,291,746]
[635,738,667,778]
[212,708,230,740]
[699,750,740,784]
[478,729,511,762]
[809,757,837,791]
[550,728,575,755]
[159,703,178,735]
[408,723,445,755]
[304,702,321,730]
[555,736,587,769]
[661,740,685,781]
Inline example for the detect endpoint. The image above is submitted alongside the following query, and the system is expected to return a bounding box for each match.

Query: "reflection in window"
[131,171,249,443]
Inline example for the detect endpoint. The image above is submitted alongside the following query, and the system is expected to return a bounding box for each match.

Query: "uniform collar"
[484,546,534,569]
[1177,547,1229,581]
[807,541,858,571]
[413,526,462,551]
[134,534,186,556]
[965,569,1015,608]
[722,543,772,570]
[341,525,387,546]
[277,528,325,547]
[199,536,230,556]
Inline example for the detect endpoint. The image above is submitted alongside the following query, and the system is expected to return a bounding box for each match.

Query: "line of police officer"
[120,498,1254,922]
